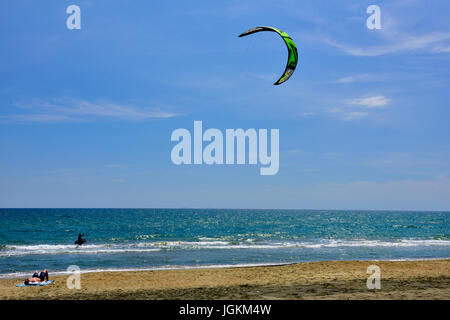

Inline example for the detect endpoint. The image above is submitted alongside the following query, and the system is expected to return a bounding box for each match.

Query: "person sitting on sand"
[38,269,49,282]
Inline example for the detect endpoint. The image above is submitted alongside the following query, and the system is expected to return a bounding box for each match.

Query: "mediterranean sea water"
[0,209,448,278]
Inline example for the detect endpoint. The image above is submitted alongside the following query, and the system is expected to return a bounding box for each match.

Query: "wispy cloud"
[348,95,391,108]
[330,95,391,121]
[6,114,80,123]
[335,73,385,84]
[7,98,180,123]
[341,111,370,121]
[432,45,450,53]
[326,32,450,57]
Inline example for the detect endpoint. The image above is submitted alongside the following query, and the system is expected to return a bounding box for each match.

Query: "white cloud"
[328,96,391,121]
[8,98,180,122]
[342,111,370,121]
[348,96,390,108]
[335,73,385,84]
[328,107,371,121]
[432,45,450,53]
[6,114,80,123]
[326,32,450,57]
[335,75,365,84]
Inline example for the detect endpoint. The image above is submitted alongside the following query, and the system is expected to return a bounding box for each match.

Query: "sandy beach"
[1,259,449,300]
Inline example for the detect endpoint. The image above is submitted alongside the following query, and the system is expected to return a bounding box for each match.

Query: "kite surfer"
[75,233,87,246]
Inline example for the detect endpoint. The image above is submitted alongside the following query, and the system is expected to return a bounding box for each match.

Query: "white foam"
[1,239,449,257]
[0,244,160,257]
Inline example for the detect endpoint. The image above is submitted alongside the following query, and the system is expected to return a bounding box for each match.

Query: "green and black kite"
[239,26,298,85]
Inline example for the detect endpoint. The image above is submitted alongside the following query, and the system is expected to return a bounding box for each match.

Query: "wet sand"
[1,259,449,300]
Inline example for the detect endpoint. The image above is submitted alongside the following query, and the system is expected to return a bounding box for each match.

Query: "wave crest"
[1,239,449,257]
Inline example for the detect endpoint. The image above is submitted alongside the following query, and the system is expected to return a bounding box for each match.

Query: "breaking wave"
[1,239,449,257]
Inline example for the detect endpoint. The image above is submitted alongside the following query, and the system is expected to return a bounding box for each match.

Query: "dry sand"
[1,259,449,300]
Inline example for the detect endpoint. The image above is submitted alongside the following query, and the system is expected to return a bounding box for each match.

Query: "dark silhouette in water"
[74,233,87,246]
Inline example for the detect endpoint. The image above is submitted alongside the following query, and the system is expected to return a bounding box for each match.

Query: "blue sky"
[1,0,449,210]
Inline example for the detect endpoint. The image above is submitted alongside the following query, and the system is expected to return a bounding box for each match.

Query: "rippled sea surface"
[0,209,449,278]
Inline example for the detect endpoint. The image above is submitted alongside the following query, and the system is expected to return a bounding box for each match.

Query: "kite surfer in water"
[75,233,87,246]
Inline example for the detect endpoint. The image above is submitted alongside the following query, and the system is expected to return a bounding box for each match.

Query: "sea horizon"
[2,207,450,212]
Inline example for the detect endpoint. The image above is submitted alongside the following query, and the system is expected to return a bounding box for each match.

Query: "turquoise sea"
[0,209,449,278]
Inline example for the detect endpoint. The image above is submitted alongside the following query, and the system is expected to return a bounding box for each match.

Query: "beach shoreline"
[1,259,449,300]
[1,257,449,280]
